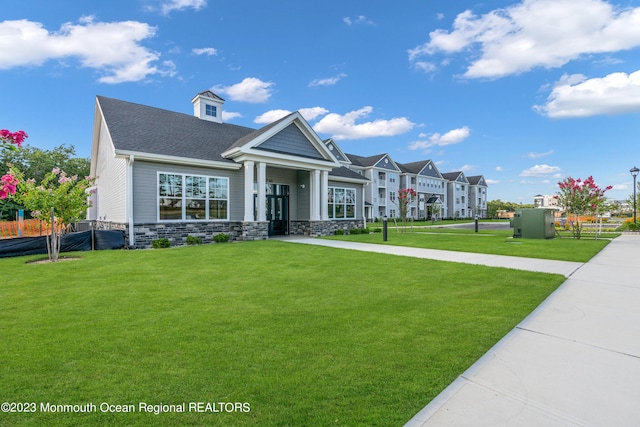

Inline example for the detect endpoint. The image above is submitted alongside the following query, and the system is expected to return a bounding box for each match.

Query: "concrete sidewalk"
[285,235,640,426]
[404,234,640,426]
[285,237,583,277]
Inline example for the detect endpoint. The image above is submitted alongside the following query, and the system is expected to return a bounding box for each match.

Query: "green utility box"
[510,208,555,239]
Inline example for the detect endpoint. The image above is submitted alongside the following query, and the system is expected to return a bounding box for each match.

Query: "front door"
[266,184,289,236]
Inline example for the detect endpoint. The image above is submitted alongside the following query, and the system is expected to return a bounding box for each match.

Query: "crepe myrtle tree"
[10,166,95,261]
[0,129,27,199]
[554,176,612,239]
[393,188,417,232]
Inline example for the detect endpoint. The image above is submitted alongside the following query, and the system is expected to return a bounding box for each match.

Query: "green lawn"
[1,241,566,426]
[326,228,611,262]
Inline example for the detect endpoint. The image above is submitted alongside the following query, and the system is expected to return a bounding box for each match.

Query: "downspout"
[127,155,135,247]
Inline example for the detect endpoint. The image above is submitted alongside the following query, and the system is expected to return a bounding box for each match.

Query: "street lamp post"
[631,166,639,225]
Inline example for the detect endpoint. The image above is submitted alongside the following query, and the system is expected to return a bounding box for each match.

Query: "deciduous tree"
[555,176,612,239]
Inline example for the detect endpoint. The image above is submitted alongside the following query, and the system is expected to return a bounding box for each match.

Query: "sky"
[2,0,640,203]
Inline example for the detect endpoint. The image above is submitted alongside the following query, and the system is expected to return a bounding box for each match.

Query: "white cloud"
[408,126,471,151]
[254,109,291,124]
[313,107,414,140]
[612,183,630,191]
[495,166,504,172]
[526,149,554,158]
[254,107,329,124]
[343,16,374,26]
[409,0,640,78]
[222,111,242,121]
[486,178,500,184]
[460,164,477,173]
[309,73,346,87]
[534,71,640,118]
[412,61,437,73]
[520,179,551,184]
[0,17,170,83]
[159,0,206,15]
[299,107,329,121]
[213,78,274,103]
[520,164,561,177]
[192,47,217,56]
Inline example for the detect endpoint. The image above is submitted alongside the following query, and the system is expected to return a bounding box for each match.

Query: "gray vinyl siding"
[94,120,127,222]
[295,170,310,220]
[132,161,244,223]
[329,180,363,219]
[256,124,325,160]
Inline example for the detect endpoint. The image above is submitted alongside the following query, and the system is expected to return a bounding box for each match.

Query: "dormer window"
[205,104,217,118]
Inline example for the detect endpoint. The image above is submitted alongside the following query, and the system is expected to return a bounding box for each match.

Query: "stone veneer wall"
[290,220,365,237]
[95,220,268,249]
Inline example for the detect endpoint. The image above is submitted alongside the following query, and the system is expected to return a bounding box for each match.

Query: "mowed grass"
[0,241,566,426]
[326,228,611,262]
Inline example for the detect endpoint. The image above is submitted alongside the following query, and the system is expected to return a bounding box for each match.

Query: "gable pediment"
[419,161,441,178]
[255,123,325,160]
[221,111,340,168]
[374,155,400,171]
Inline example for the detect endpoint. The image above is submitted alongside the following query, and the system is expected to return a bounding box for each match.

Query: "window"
[389,191,396,203]
[328,187,356,219]
[205,104,217,117]
[389,173,397,183]
[159,173,228,221]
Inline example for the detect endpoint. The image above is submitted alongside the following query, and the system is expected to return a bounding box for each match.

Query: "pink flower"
[0,129,28,147]
[52,168,60,175]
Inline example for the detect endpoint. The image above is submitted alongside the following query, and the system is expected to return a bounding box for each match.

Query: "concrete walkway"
[285,235,640,426]
[285,237,583,277]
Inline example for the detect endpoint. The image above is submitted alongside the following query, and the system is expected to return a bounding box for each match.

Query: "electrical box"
[510,208,555,239]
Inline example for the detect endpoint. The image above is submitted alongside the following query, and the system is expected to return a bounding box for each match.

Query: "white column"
[310,169,321,220]
[257,162,266,221]
[243,161,255,221]
[320,170,329,220]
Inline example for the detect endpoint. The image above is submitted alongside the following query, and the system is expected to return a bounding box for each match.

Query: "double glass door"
[266,184,289,236]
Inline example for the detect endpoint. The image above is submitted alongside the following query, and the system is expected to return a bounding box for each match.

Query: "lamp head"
[631,166,640,177]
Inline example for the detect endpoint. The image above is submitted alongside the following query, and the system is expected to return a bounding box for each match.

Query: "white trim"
[222,113,341,168]
[156,172,230,222]
[115,150,241,170]
[227,150,337,171]
[243,161,255,221]
[257,162,266,221]
[127,155,135,247]
[311,169,321,221]
[320,170,329,221]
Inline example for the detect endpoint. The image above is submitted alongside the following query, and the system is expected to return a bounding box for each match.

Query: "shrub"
[334,229,345,235]
[349,228,367,234]
[214,233,230,243]
[186,235,202,245]
[152,238,170,249]
[372,227,382,233]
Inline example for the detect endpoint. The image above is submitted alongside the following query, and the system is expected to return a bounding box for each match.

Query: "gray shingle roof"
[97,95,254,163]
[467,175,486,186]
[344,153,386,167]
[399,160,431,174]
[329,166,369,181]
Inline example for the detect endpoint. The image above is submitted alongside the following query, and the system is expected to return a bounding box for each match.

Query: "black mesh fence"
[0,230,125,259]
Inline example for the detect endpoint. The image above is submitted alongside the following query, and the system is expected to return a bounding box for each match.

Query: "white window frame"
[328,186,356,220]
[158,172,229,222]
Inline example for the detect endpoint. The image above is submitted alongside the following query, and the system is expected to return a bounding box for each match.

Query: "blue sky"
[2,0,640,203]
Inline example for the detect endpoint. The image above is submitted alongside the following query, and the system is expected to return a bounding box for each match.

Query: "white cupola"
[191,90,225,123]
